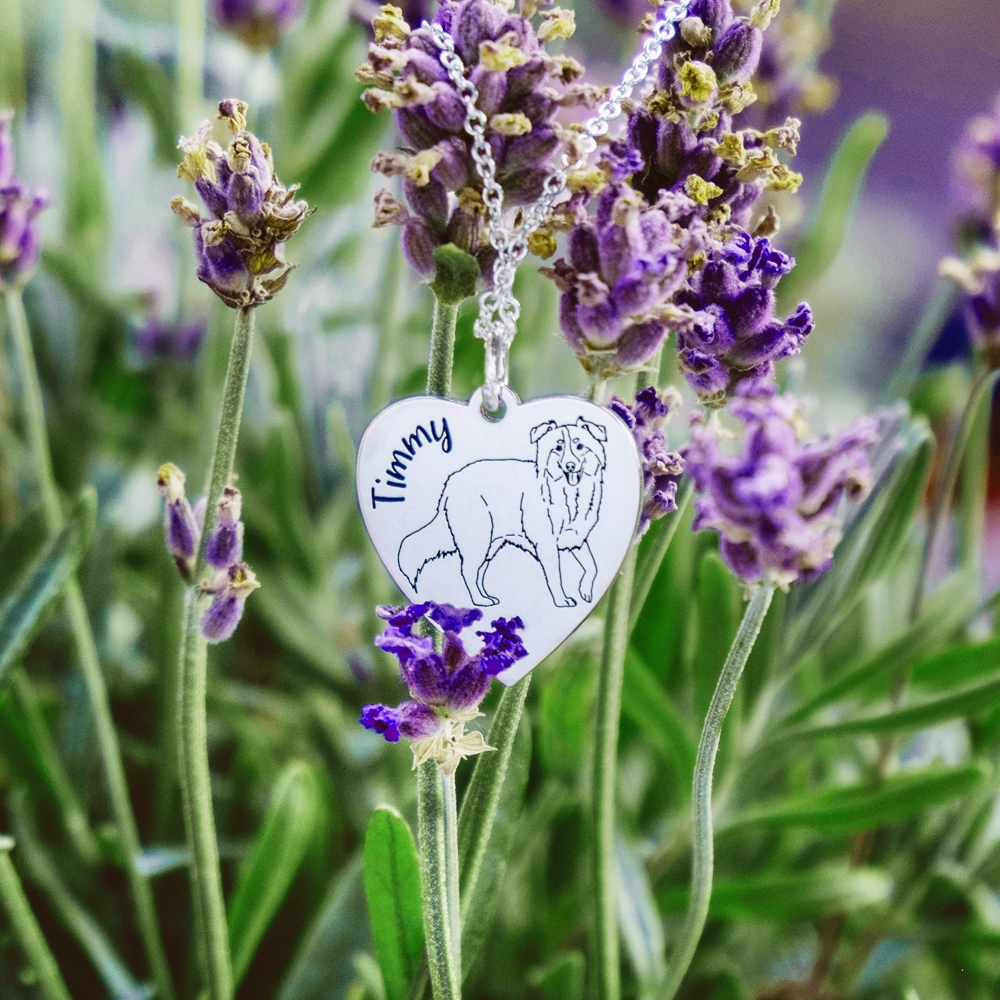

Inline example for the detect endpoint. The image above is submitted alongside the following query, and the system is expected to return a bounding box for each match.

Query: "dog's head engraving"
[530,416,607,487]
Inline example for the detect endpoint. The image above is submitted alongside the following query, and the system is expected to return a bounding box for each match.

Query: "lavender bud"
[713,20,763,85]
[199,561,260,643]
[157,463,200,579]
[205,486,244,569]
[213,0,303,50]
[0,113,50,291]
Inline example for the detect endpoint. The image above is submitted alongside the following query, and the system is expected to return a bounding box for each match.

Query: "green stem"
[3,290,175,1000]
[591,546,638,1000]
[427,297,459,397]
[910,368,999,621]
[629,481,691,634]
[659,584,775,1000]
[177,0,206,127]
[417,761,462,1000]
[0,839,72,1000]
[177,305,255,1000]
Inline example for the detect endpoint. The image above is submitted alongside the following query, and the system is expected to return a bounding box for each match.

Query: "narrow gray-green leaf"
[459,682,532,978]
[228,761,321,987]
[615,837,665,991]
[777,113,889,309]
[0,488,96,683]
[527,952,585,1000]
[657,866,891,922]
[363,806,424,1000]
[278,855,368,1000]
[722,764,986,835]
[911,638,1000,691]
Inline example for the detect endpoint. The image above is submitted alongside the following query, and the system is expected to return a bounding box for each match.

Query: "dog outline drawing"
[397,416,606,608]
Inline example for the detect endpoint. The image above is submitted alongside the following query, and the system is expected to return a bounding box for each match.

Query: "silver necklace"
[425,1,692,412]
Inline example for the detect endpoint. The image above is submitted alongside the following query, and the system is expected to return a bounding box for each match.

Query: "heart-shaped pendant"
[356,388,642,684]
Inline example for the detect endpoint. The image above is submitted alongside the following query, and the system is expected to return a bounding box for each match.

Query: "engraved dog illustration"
[397,417,606,608]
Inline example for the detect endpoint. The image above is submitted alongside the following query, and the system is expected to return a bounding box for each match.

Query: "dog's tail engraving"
[398,505,456,590]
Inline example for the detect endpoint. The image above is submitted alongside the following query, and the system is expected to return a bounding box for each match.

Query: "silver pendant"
[357,388,643,684]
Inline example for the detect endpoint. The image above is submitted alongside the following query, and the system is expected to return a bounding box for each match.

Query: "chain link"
[426,1,690,409]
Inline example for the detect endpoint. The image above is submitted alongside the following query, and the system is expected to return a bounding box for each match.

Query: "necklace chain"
[425,1,691,408]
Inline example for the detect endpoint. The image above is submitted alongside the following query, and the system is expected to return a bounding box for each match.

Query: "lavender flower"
[362,601,528,772]
[132,318,206,364]
[358,0,590,278]
[0,112,50,290]
[939,250,1000,369]
[213,0,303,50]
[205,486,245,569]
[609,386,684,536]
[200,561,261,643]
[951,94,1000,240]
[172,99,311,308]
[674,227,814,404]
[157,463,205,580]
[681,379,878,587]
[540,164,709,377]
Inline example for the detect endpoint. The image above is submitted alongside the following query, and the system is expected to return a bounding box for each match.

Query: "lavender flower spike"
[172,99,312,308]
[213,0,303,50]
[681,380,878,588]
[0,112,50,290]
[363,602,527,773]
[200,561,261,643]
[609,386,685,537]
[157,463,201,581]
[205,486,245,569]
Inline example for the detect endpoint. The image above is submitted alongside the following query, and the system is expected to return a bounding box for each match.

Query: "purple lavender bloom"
[951,94,1000,239]
[681,379,878,587]
[0,113,50,290]
[172,99,311,308]
[132,319,206,364]
[205,486,245,569]
[939,250,1000,369]
[674,228,813,405]
[157,463,201,580]
[609,386,685,536]
[364,601,527,772]
[200,561,260,643]
[213,0,303,50]
[540,174,707,378]
[359,0,590,279]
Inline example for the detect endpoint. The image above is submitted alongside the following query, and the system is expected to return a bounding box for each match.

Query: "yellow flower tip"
[566,168,607,195]
[229,564,261,596]
[677,60,718,105]
[217,98,249,134]
[527,230,558,259]
[490,112,532,136]
[479,33,529,72]
[170,195,201,226]
[394,76,437,106]
[362,88,403,113]
[456,186,488,217]
[687,251,707,274]
[373,4,410,43]
[156,462,186,502]
[679,15,712,48]
[405,148,444,187]
[638,12,657,33]
[749,0,781,30]
[538,7,576,42]
[714,131,747,165]
[410,721,497,773]
[684,174,723,205]
[176,121,217,184]
[720,80,757,114]
[707,203,733,225]
[768,163,803,193]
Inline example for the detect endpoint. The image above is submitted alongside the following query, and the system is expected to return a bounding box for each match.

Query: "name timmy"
[371,418,452,508]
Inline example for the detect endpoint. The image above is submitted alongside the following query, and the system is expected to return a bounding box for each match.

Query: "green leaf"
[777,113,889,309]
[429,244,480,304]
[615,838,665,990]
[363,806,424,1000]
[786,674,1000,740]
[657,866,891,922]
[110,48,179,164]
[459,681,532,978]
[539,654,595,781]
[228,761,321,987]
[527,952,585,1000]
[622,648,695,777]
[0,488,96,684]
[278,855,369,1000]
[911,638,1000,691]
[722,764,987,835]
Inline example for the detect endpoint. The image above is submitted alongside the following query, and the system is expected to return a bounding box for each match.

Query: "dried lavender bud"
[609,386,685,537]
[0,113,50,290]
[199,561,260,643]
[213,0,303,50]
[363,601,527,772]
[205,486,244,569]
[157,463,200,580]
[682,380,878,587]
[172,100,311,308]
